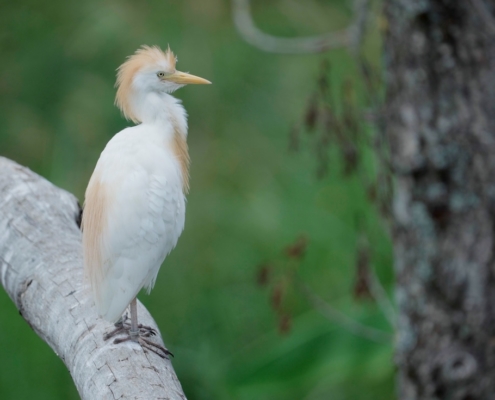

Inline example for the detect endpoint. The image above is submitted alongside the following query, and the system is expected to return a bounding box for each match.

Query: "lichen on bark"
[385,0,495,398]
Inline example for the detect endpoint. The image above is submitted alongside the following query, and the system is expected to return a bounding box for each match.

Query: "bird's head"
[115,45,211,123]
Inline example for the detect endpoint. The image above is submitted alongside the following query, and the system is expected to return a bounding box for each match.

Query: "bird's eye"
[157,72,166,78]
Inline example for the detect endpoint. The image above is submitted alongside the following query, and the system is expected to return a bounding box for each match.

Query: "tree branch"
[232,0,370,54]
[0,157,187,400]
[366,263,397,327]
[298,281,392,343]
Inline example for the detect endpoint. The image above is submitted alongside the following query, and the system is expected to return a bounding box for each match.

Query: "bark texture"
[0,157,186,400]
[385,1,495,398]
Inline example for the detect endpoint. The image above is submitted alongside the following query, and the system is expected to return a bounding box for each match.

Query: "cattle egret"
[82,45,210,357]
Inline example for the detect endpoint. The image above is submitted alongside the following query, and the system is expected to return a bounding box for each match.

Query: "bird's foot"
[114,335,174,359]
[103,322,157,340]
[103,317,172,359]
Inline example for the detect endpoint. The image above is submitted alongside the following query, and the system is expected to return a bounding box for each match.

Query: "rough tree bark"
[385,0,495,398]
[0,157,186,400]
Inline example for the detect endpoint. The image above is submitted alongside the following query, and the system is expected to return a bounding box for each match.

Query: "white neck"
[131,91,188,135]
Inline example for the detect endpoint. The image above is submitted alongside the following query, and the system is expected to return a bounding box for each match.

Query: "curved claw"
[139,337,174,359]
[138,324,157,336]
[103,319,170,358]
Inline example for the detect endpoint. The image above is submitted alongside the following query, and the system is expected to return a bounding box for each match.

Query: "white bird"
[81,45,210,356]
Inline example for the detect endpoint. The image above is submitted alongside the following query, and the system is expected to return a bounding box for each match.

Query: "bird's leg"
[129,297,139,342]
[104,298,173,359]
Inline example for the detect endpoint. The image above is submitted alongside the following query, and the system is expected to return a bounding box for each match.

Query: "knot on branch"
[440,349,478,382]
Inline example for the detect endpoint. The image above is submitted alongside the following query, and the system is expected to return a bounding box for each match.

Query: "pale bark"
[385,0,495,398]
[0,157,186,400]
[231,0,370,54]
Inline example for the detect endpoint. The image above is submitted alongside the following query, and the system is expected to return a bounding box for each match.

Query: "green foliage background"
[0,0,394,399]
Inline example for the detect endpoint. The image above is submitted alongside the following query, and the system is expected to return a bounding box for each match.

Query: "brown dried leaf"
[271,283,284,311]
[353,241,372,301]
[256,263,272,287]
[304,93,319,132]
[285,235,309,259]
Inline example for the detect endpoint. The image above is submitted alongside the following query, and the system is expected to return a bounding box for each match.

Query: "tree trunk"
[0,157,186,400]
[385,1,495,398]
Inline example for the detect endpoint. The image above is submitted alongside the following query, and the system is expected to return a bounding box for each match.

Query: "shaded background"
[0,0,393,399]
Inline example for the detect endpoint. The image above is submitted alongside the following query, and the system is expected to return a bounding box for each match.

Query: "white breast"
[84,123,185,322]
